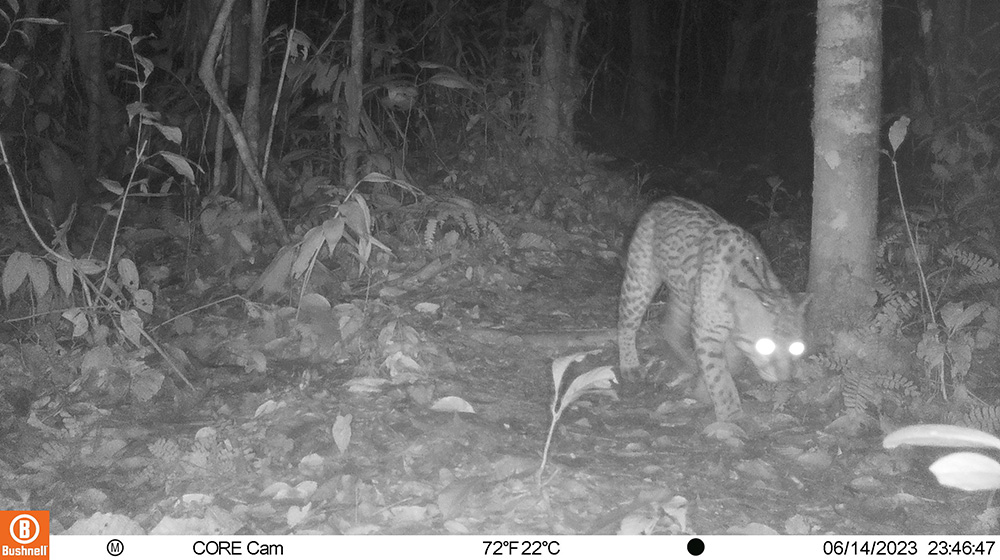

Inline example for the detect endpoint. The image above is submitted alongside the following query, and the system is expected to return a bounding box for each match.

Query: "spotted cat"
[617,197,806,421]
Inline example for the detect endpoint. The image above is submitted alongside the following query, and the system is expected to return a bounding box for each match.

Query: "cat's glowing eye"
[789,341,806,356]
[755,338,776,356]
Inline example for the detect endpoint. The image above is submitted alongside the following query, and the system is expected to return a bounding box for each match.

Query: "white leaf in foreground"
[929,452,1000,492]
[431,396,475,414]
[884,424,1000,450]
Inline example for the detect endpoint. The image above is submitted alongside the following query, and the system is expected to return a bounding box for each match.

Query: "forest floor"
[0,187,990,535]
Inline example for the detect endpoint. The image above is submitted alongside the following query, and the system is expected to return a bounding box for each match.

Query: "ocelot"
[617,197,807,421]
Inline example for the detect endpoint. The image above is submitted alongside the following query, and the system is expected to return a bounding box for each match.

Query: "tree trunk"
[530,0,584,143]
[628,0,655,133]
[721,0,762,93]
[922,0,964,114]
[239,0,266,202]
[67,0,123,180]
[343,0,365,189]
[199,0,289,242]
[808,0,882,338]
[533,2,566,140]
[670,0,686,133]
[228,0,250,88]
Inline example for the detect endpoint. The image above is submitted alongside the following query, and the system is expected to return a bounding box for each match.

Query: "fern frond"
[843,370,877,413]
[874,269,896,295]
[423,197,508,253]
[943,246,1000,290]
[963,406,1000,435]
[424,218,439,248]
[872,290,918,334]
[943,245,999,273]
[809,352,848,372]
[876,231,903,260]
[874,371,920,398]
[483,219,510,253]
[462,209,480,237]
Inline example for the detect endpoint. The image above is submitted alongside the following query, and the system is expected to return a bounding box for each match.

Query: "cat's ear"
[728,280,769,315]
[794,292,813,314]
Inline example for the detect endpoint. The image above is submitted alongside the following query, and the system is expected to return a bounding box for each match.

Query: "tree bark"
[531,0,584,143]
[343,0,365,189]
[239,0,266,200]
[628,0,655,133]
[808,0,882,338]
[922,0,964,114]
[721,0,762,93]
[199,0,289,243]
[67,0,112,179]
[534,2,565,140]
